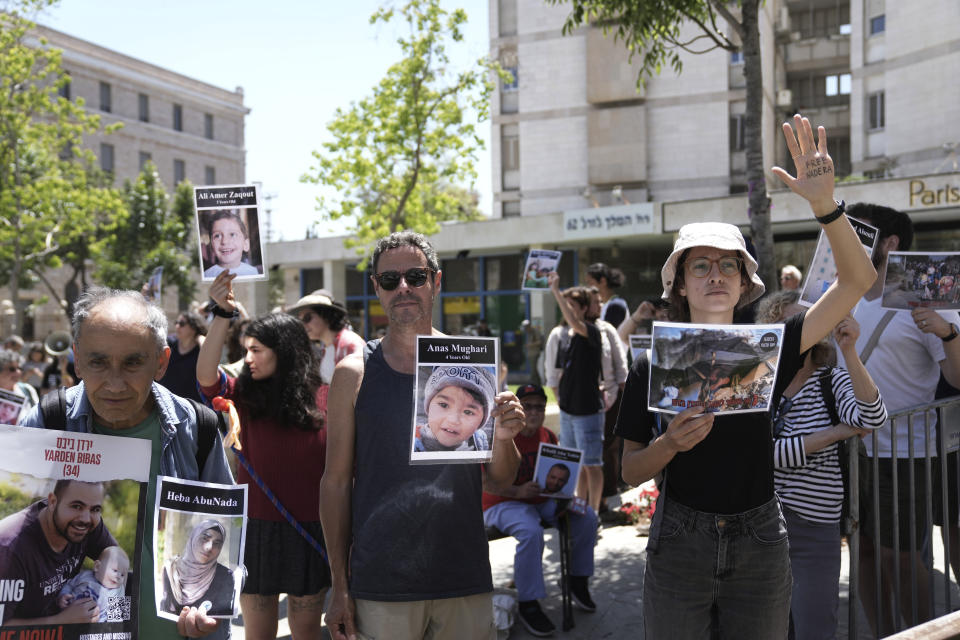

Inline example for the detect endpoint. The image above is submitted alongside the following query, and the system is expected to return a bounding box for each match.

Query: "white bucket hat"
[660,222,765,306]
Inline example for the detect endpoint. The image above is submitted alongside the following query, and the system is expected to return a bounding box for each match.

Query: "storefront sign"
[909,178,960,208]
[562,203,654,241]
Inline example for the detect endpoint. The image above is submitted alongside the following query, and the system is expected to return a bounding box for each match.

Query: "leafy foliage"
[302,0,494,265]
[0,0,122,332]
[95,164,197,307]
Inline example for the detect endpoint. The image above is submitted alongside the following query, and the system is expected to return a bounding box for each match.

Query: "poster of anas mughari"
[648,322,785,415]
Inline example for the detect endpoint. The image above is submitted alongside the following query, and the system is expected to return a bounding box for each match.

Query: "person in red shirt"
[482,384,598,637]
[197,271,328,640]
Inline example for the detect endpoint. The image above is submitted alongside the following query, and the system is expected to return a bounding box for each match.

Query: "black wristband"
[815,200,845,225]
[209,304,239,319]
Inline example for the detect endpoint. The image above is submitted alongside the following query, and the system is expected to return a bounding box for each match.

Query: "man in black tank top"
[319,231,526,640]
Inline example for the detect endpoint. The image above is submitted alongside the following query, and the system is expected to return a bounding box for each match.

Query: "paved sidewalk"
[229,482,960,639]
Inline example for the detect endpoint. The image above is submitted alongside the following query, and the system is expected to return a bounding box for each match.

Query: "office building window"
[58,77,71,100]
[204,165,216,184]
[729,115,746,151]
[502,201,521,218]
[204,113,214,140]
[138,93,149,122]
[825,73,851,97]
[870,14,885,35]
[173,104,183,131]
[174,159,186,184]
[501,124,520,190]
[730,51,743,64]
[100,143,114,173]
[868,91,885,130]
[139,152,152,171]
[99,82,112,113]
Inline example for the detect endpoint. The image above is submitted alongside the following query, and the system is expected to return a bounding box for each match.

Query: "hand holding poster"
[531,443,582,499]
[0,389,26,426]
[522,250,562,290]
[195,184,267,281]
[799,217,879,307]
[648,322,785,415]
[881,251,960,310]
[0,424,150,638]
[154,477,246,622]
[411,336,500,464]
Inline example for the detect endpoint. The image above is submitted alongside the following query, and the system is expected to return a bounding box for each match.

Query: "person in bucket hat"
[614,114,878,639]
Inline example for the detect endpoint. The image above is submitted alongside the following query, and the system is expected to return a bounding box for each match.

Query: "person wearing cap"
[320,230,524,640]
[614,114,877,639]
[289,290,365,417]
[414,365,497,452]
[482,383,598,637]
[780,265,802,291]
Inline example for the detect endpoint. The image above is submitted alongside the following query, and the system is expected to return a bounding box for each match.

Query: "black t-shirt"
[159,337,202,402]
[614,312,806,514]
[558,323,603,415]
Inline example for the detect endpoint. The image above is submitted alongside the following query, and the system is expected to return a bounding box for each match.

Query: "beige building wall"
[4,26,250,341]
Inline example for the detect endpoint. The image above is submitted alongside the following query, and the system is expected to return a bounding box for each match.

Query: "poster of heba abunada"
[0,424,150,639]
[153,477,246,623]
[411,336,500,464]
[648,322,785,415]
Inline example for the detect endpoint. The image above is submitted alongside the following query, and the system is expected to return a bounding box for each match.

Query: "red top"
[200,374,326,522]
[482,427,557,511]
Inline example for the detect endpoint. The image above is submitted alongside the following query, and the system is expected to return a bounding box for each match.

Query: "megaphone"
[44,331,72,357]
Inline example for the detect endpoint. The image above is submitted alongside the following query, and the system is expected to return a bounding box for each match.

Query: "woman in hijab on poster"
[614,114,877,639]
[160,520,235,617]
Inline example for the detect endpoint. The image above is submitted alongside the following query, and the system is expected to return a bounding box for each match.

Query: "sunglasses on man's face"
[373,267,433,291]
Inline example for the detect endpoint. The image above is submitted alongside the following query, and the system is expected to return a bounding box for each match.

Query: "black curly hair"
[234,313,323,430]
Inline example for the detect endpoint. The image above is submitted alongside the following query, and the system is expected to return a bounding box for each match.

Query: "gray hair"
[72,287,168,352]
[0,349,23,370]
[371,231,440,274]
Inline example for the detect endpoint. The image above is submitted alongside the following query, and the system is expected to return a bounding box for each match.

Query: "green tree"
[95,164,197,307]
[547,0,777,287]
[0,0,120,333]
[302,0,494,264]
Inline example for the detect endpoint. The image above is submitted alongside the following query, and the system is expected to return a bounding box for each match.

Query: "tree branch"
[709,0,745,41]
[28,264,67,311]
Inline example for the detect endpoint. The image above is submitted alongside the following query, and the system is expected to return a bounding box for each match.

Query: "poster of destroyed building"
[648,322,785,415]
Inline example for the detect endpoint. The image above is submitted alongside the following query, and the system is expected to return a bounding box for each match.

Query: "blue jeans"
[783,506,840,640]
[644,496,792,639]
[558,410,604,466]
[483,500,597,601]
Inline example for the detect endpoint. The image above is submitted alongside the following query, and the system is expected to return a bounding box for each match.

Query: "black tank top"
[350,340,493,601]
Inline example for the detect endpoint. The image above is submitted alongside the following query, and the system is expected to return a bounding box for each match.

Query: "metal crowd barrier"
[846,395,960,638]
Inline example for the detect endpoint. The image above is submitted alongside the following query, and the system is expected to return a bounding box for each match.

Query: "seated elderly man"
[482,384,598,637]
[19,287,234,640]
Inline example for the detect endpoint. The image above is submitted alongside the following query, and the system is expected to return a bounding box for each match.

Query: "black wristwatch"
[815,200,845,225]
[209,303,239,319]
[944,323,959,343]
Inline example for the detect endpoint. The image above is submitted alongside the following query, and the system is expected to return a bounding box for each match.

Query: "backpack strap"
[40,387,68,430]
[859,310,896,364]
[187,398,225,475]
[818,368,841,426]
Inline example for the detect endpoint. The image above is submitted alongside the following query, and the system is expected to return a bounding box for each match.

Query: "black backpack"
[39,387,223,475]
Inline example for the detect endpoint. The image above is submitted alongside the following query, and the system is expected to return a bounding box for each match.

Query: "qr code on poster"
[106,595,131,622]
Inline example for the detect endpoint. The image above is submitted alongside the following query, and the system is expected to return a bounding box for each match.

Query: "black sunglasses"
[373,268,433,291]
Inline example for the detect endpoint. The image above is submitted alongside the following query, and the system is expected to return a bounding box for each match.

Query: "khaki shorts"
[355,592,495,640]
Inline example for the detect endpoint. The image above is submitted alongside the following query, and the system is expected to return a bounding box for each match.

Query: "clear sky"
[40,0,494,241]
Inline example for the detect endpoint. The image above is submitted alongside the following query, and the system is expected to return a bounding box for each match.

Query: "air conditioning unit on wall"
[776,89,793,108]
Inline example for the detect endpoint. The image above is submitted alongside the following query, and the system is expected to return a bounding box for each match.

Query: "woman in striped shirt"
[757,290,887,640]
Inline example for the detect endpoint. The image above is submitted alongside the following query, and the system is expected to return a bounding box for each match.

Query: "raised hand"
[208,270,238,313]
[772,114,837,216]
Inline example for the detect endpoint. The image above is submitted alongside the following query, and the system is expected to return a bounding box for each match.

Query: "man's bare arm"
[319,354,364,640]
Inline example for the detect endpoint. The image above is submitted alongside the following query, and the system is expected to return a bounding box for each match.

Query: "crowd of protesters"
[1,112,959,640]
